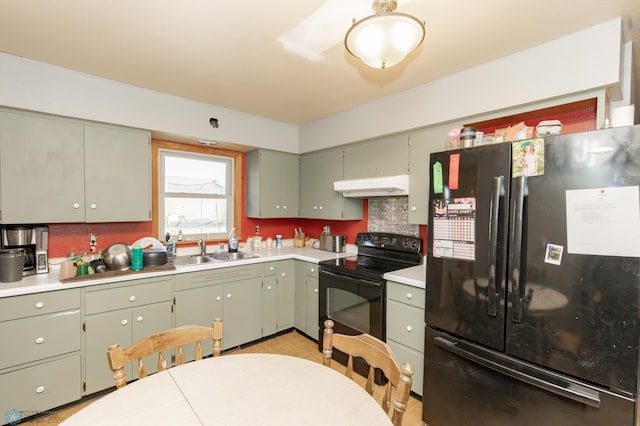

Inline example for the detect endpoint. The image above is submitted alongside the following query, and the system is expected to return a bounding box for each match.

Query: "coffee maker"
[0,224,49,275]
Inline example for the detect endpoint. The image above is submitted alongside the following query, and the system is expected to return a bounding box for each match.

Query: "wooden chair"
[107,319,223,388]
[322,319,414,426]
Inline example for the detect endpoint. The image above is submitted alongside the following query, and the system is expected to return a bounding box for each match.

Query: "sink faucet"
[197,239,206,256]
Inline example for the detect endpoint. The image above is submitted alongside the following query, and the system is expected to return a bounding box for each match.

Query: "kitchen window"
[157,148,235,241]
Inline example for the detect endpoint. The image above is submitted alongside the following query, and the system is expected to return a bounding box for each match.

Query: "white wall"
[0,18,626,154]
[0,53,299,152]
[299,18,625,152]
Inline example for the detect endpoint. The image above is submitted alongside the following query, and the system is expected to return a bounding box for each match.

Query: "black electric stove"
[318,232,423,382]
[319,232,423,280]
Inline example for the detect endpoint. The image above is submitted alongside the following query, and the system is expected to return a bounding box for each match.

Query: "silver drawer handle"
[35,337,45,344]
[267,286,272,290]
[73,203,80,209]
[406,326,413,332]
[281,272,286,277]
[90,203,97,209]
[411,206,417,212]
[35,302,44,309]
[226,294,232,299]
[36,386,45,394]
[137,316,143,322]
[314,288,318,293]
[129,296,136,302]
[406,293,413,299]
[121,319,128,326]
[269,266,275,271]
[310,268,315,273]
[216,296,222,301]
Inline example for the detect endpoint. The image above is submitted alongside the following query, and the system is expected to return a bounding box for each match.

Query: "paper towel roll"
[611,105,635,127]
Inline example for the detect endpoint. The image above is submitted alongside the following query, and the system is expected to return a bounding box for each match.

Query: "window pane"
[165,156,227,195]
[164,197,228,236]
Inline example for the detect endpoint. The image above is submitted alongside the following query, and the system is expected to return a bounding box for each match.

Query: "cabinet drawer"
[175,264,262,291]
[0,354,81,419]
[0,289,80,322]
[0,310,81,370]
[387,341,424,396]
[84,277,173,314]
[263,262,277,276]
[386,299,424,351]
[387,281,424,309]
[306,264,318,278]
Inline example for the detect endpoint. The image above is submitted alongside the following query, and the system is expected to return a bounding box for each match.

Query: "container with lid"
[460,127,477,148]
[0,249,25,283]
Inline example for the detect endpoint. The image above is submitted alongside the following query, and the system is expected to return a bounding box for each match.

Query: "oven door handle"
[319,269,382,287]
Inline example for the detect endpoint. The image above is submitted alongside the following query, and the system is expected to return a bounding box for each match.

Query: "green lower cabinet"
[83,302,173,394]
[174,284,224,360]
[82,276,174,394]
[222,277,263,349]
[304,265,320,340]
[0,288,82,421]
[174,264,263,352]
[0,354,81,422]
[386,281,425,396]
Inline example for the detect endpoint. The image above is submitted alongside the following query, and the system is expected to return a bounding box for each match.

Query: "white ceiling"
[0,0,639,126]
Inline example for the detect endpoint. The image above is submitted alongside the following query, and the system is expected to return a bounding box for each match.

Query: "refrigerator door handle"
[510,175,526,322]
[487,176,504,316]
[434,336,601,408]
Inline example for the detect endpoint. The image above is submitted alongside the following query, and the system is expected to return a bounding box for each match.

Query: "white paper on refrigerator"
[566,186,640,257]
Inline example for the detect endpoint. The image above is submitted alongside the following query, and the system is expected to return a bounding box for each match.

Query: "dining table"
[60,353,393,425]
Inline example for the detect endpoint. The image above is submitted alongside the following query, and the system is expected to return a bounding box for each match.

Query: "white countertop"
[0,246,354,298]
[0,245,427,298]
[384,258,427,289]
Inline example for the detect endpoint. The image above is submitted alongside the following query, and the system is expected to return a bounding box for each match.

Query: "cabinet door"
[223,277,262,349]
[84,124,151,222]
[344,134,409,179]
[305,274,320,340]
[262,273,278,336]
[277,152,300,217]
[84,310,133,394]
[299,148,362,220]
[0,109,85,223]
[174,285,224,360]
[131,302,173,375]
[246,149,299,218]
[408,123,453,224]
[294,261,308,331]
[276,259,295,331]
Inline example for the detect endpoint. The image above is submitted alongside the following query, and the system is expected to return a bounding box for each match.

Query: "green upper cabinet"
[246,148,299,218]
[84,124,151,222]
[299,147,362,220]
[0,108,151,224]
[343,133,409,179]
[408,124,452,224]
[0,109,86,223]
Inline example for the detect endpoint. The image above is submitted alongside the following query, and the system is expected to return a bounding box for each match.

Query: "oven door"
[319,267,386,382]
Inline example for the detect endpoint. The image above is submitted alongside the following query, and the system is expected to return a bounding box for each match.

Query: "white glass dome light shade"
[344,12,425,69]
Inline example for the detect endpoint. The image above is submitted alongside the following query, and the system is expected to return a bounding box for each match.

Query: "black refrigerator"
[423,125,640,425]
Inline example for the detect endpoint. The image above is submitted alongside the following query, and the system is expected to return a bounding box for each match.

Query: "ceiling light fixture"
[197,139,219,146]
[344,0,425,69]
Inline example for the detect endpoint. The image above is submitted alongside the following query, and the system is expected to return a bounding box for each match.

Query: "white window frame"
[158,148,235,240]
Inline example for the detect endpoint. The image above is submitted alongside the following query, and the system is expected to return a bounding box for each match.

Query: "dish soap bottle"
[228,228,238,253]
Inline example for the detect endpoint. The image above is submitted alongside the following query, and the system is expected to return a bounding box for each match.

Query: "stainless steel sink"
[172,255,219,266]
[210,251,258,261]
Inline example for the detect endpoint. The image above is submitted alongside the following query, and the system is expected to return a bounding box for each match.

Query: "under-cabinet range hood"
[333,175,409,198]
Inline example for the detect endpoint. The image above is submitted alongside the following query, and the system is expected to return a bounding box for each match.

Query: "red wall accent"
[48,222,152,257]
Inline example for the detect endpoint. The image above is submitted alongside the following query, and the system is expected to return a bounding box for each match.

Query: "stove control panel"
[356,232,422,254]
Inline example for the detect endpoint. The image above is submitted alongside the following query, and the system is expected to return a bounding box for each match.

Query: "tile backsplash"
[367,197,419,236]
